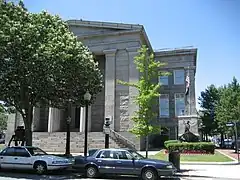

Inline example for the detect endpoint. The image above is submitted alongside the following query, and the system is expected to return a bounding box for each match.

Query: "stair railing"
[108,129,136,150]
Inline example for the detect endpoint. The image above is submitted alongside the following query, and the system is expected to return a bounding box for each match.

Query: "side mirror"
[132,157,135,161]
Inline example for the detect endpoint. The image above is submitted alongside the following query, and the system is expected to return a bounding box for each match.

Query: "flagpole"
[188,66,191,116]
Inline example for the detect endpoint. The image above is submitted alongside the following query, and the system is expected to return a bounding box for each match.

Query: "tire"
[85,165,98,178]
[34,161,47,175]
[141,167,158,180]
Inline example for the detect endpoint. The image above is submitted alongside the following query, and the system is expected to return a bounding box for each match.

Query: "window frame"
[159,94,170,118]
[173,69,185,85]
[159,75,169,85]
[174,93,185,116]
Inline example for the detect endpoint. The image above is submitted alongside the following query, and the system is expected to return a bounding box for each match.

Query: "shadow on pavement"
[0,170,182,180]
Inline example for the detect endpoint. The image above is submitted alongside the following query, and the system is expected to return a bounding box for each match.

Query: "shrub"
[165,142,215,154]
[164,140,180,148]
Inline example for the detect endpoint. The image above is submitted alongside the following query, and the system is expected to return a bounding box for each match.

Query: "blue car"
[73,148,176,180]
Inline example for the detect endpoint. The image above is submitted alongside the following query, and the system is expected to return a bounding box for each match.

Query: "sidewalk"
[47,150,160,156]
[217,149,240,161]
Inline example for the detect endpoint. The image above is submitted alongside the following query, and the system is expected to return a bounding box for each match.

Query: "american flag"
[185,74,190,95]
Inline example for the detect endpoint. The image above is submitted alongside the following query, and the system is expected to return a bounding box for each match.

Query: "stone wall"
[90,55,105,132]
[32,132,120,153]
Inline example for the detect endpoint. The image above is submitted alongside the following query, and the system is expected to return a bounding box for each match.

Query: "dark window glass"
[15,148,30,157]
[3,148,15,156]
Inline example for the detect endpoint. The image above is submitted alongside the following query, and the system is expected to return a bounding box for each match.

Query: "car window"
[96,150,117,159]
[15,148,30,157]
[2,148,15,156]
[115,151,129,160]
[26,147,47,156]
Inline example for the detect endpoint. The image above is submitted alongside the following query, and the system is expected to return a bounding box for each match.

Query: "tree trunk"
[220,133,224,148]
[145,135,149,158]
[23,106,33,146]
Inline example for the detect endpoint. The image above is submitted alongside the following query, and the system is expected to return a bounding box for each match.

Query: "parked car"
[223,139,233,149]
[73,148,176,180]
[0,146,72,174]
[231,139,240,150]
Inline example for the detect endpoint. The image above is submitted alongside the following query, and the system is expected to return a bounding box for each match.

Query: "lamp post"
[65,100,72,156]
[84,91,91,157]
[226,121,239,163]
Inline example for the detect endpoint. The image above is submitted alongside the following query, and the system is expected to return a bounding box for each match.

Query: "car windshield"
[128,150,145,160]
[27,147,48,156]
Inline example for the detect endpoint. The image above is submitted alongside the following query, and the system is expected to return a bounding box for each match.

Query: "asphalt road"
[0,164,239,180]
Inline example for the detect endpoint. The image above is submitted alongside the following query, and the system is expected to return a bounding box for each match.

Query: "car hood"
[36,155,69,161]
[139,158,171,165]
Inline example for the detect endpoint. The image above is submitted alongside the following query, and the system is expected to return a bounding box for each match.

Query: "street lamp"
[226,121,239,163]
[84,91,91,157]
[65,99,72,156]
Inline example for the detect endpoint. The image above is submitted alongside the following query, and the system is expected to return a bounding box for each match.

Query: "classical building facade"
[6,20,198,152]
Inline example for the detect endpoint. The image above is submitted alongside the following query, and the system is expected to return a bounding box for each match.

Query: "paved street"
[0,164,239,180]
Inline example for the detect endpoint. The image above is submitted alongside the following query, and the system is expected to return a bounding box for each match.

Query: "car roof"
[8,146,38,149]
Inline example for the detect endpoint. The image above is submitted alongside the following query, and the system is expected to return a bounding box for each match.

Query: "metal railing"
[108,129,136,150]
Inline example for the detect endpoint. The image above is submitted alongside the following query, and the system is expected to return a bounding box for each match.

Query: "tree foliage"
[0,1,103,145]
[118,45,168,137]
[198,84,219,135]
[216,77,240,135]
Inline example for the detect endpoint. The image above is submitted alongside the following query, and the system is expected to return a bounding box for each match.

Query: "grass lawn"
[151,150,233,162]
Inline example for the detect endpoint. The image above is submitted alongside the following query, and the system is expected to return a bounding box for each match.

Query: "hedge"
[164,140,180,148]
[165,142,215,154]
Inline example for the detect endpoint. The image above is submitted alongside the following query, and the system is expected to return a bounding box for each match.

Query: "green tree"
[0,1,103,145]
[216,77,240,141]
[198,84,219,139]
[0,104,7,131]
[118,45,167,158]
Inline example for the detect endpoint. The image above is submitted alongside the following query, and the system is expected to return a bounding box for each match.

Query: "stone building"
[6,20,198,152]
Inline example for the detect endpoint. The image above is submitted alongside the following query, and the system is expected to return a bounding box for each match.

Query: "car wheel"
[142,168,157,180]
[86,165,98,178]
[34,161,47,175]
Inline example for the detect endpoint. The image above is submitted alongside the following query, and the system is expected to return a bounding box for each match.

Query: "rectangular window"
[159,94,169,117]
[175,93,185,116]
[159,76,168,85]
[174,69,185,85]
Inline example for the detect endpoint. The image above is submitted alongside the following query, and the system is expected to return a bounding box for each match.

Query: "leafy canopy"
[215,77,240,134]
[118,45,168,137]
[198,84,219,135]
[0,1,103,144]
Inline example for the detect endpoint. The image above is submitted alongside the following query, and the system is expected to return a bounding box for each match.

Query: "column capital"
[126,46,141,53]
[103,49,117,56]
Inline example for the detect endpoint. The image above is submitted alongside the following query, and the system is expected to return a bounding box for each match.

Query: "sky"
[23,0,240,109]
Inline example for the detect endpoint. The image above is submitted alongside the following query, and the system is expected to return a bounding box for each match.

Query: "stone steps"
[32,132,121,153]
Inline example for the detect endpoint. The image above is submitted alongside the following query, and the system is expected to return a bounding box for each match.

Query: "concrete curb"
[180,161,239,165]
[216,149,238,161]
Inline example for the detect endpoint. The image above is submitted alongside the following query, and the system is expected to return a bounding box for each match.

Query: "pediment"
[67,20,143,38]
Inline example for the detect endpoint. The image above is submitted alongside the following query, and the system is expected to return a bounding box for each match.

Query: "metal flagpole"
[188,67,191,115]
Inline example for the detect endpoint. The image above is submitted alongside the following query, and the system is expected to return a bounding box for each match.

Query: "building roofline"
[66,19,153,52]
[154,47,198,68]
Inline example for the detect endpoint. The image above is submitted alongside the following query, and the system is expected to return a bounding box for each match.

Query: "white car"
[0,146,72,174]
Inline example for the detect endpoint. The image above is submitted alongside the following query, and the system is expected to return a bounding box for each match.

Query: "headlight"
[165,165,173,169]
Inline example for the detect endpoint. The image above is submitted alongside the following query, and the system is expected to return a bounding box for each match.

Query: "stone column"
[48,107,53,133]
[103,49,117,130]
[48,108,61,132]
[126,47,140,130]
[32,107,40,131]
[79,106,92,132]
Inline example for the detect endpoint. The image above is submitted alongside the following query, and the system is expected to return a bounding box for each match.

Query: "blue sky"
[23,0,239,108]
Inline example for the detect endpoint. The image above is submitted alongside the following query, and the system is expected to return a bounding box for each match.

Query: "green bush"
[164,140,180,148]
[165,142,215,154]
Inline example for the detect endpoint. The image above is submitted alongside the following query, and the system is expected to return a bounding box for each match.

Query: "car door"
[95,150,116,174]
[14,147,32,170]
[0,147,16,169]
[114,150,136,175]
